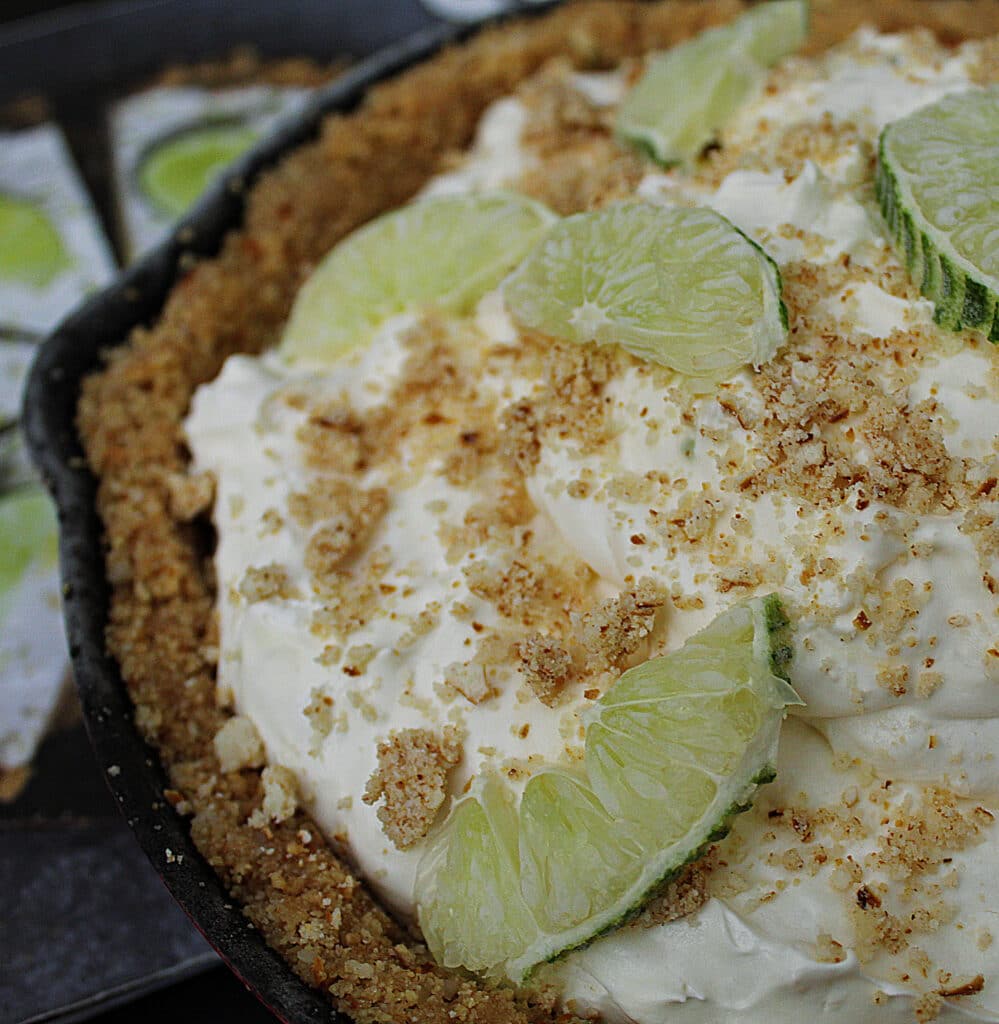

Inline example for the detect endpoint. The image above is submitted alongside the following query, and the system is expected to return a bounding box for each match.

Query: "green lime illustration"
[138,122,260,218]
[0,485,58,623]
[0,194,73,288]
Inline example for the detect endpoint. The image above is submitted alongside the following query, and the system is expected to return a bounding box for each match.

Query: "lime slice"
[616,0,809,166]
[416,594,799,982]
[502,203,787,380]
[876,87,999,340]
[279,192,557,364]
[0,193,72,288]
[0,485,58,623]
[139,123,260,218]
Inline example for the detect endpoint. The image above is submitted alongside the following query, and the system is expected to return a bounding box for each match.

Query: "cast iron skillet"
[20,14,523,1023]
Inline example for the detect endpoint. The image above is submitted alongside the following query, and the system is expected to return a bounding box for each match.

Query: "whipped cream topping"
[186,27,999,1024]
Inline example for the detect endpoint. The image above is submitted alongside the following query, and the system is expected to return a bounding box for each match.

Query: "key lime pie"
[78,2,999,1022]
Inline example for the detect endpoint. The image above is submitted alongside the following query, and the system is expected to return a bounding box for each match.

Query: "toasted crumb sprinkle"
[733,262,963,516]
[290,477,388,532]
[248,765,299,828]
[362,727,462,850]
[518,633,574,706]
[303,486,389,583]
[573,577,667,671]
[914,991,944,1021]
[815,932,847,964]
[500,399,542,476]
[239,562,298,603]
[165,470,215,521]
[970,35,999,83]
[214,715,266,773]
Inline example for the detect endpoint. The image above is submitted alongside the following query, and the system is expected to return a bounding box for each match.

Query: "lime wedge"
[279,192,557,364]
[502,203,787,381]
[876,87,999,340]
[416,595,798,982]
[0,193,72,288]
[0,485,58,623]
[616,0,809,166]
[139,123,260,218]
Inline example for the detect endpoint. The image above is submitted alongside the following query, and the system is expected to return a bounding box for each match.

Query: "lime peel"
[502,203,788,382]
[416,594,799,983]
[876,86,999,341]
[616,0,810,167]
[279,191,557,364]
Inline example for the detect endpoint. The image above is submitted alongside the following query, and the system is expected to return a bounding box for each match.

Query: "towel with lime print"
[0,124,116,338]
[0,123,113,773]
[0,484,68,771]
[112,85,313,258]
[417,594,798,982]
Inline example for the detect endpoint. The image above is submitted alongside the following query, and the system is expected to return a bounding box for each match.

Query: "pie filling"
[185,25,999,1023]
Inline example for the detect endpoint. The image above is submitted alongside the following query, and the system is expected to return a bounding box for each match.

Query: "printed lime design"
[877,86,999,340]
[0,486,58,623]
[503,203,787,381]
[416,594,798,982]
[616,0,809,166]
[139,123,260,218]
[279,192,557,363]
[0,194,72,287]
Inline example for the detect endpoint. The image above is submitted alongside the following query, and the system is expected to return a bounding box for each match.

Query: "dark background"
[3,0,84,21]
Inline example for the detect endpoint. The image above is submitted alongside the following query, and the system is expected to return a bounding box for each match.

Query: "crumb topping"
[214,714,266,773]
[633,855,714,928]
[248,764,299,828]
[573,578,667,672]
[362,726,462,849]
[517,633,575,706]
[733,260,964,516]
[165,469,215,521]
[239,563,298,602]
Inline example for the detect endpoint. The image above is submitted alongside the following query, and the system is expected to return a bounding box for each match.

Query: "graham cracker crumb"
[939,974,985,998]
[304,688,339,756]
[573,577,667,671]
[239,563,298,603]
[362,727,462,850]
[214,715,266,773]
[303,486,389,583]
[517,633,574,706]
[289,477,388,532]
[500,399,542,476]
[248,765,299,828]
[734,262,962,516]
[165,470,215,521]
[914,991,944,1021]
[815,932,847,964]
[970,36,999,83]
